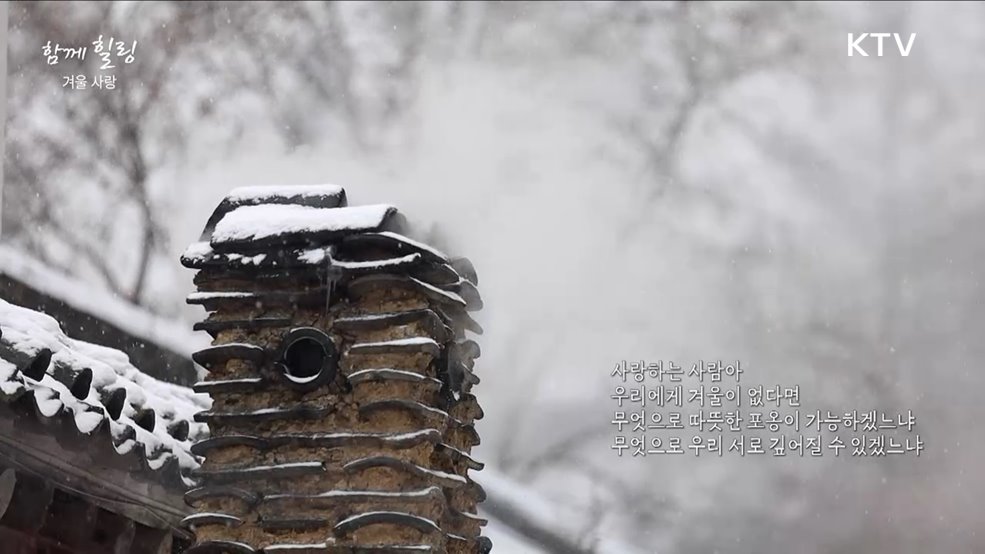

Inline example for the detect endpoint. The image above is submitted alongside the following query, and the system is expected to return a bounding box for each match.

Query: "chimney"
[180,185,489,553]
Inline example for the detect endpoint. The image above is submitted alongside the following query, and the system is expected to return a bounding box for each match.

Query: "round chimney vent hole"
[278,328,338,389]
[285,337,326,379]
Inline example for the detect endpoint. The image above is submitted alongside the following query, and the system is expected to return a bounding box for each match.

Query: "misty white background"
[5,2,985,552]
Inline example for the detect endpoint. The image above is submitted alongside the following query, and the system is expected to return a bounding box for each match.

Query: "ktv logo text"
[847,33,916,57]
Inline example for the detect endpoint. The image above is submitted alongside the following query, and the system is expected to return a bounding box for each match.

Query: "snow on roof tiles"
[211,203,398,249]
[199,184,350,243]
[0,298,210,489]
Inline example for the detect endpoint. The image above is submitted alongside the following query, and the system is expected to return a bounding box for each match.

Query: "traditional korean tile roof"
[0,298,211,489]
